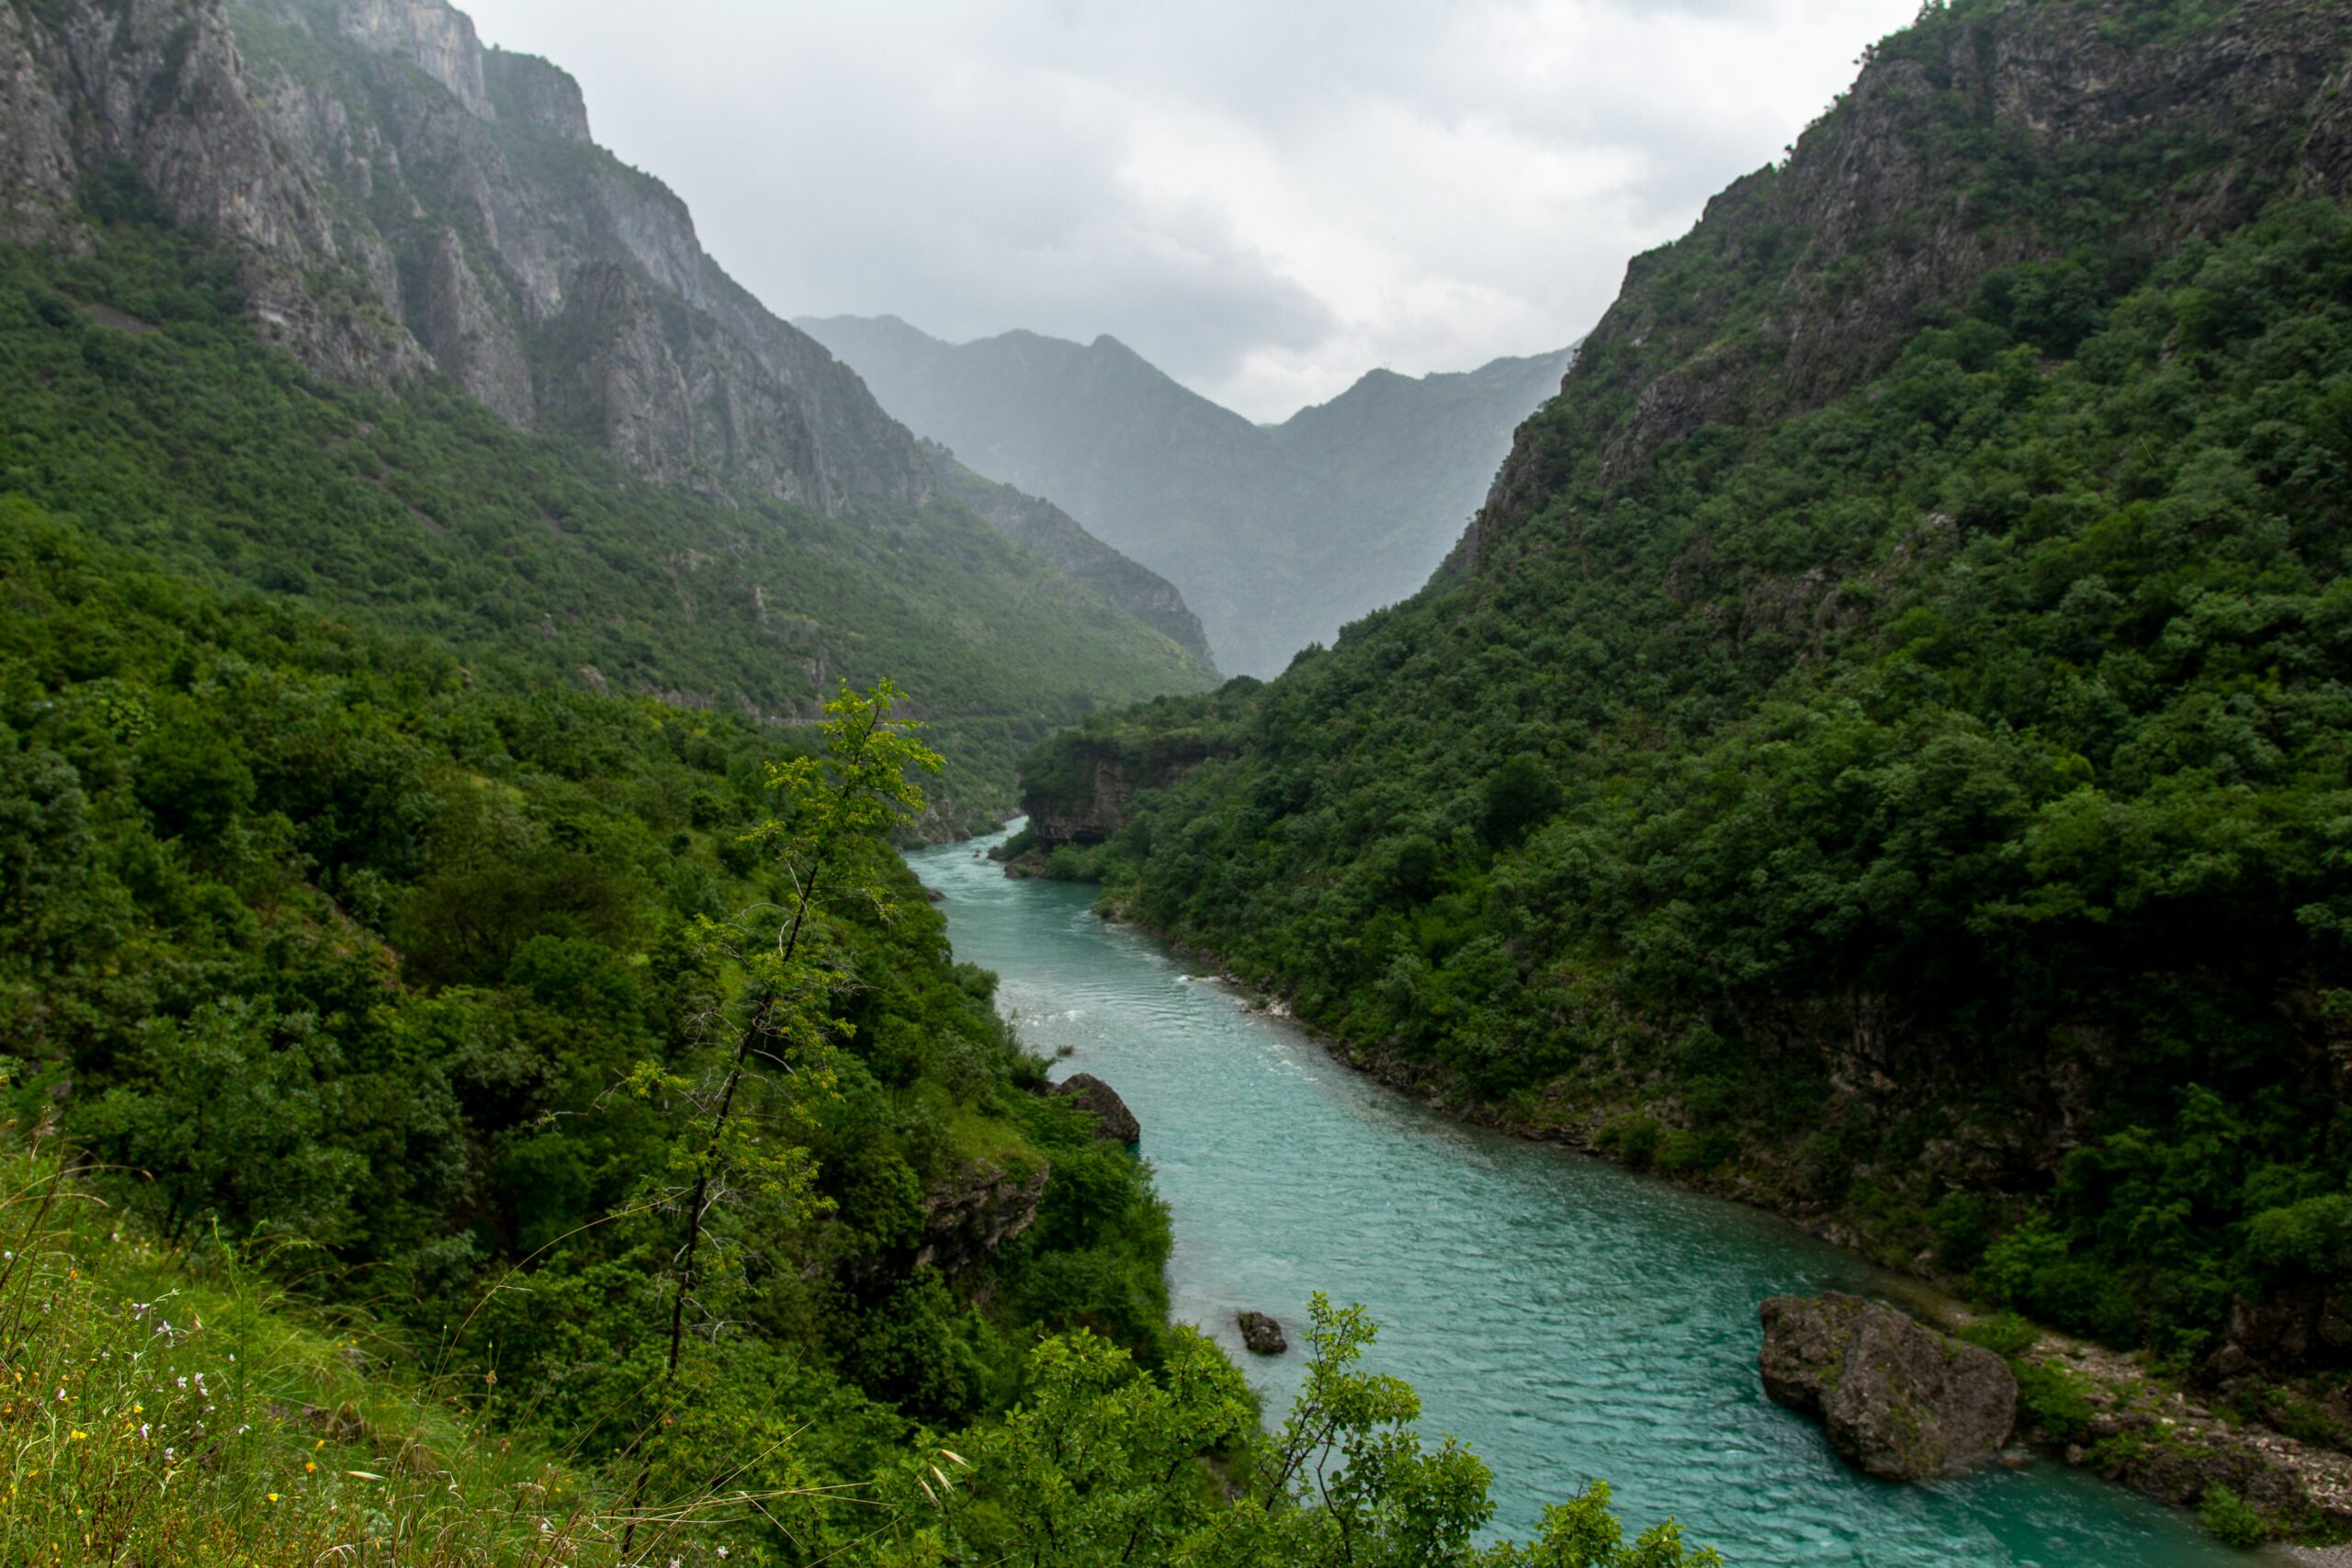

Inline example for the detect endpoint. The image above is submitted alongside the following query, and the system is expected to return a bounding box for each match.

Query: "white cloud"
[456,0,1919,420]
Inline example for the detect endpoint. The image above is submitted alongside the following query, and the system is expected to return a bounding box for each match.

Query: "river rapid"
[907,826,2255,1567]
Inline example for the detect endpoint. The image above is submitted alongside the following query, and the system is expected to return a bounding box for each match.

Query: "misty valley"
[1,0,2348,1564]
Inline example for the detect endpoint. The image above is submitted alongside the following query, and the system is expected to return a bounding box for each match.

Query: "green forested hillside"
[0,189,1213,829]
[0,494,1174,1469]
[1017,0,2352,1409]
[0,496,1705,1566]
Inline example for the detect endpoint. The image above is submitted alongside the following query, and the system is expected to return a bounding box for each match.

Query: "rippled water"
[908,827,2256,1566]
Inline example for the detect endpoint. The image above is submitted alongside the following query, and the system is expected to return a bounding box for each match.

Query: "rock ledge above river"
[1760,1292,2016,1482]
[1049,1073,1140,1146]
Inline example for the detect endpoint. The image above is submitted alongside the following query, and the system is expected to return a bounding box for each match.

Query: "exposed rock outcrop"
[1759,1292,2016,1482]
[1237,1312,1287,1355]
[246,0,926,513]
[0,3,81,244]
[0,0,421,382]
[1022,733,1226,849]
[483,47,588,142]
[916,1161,1047,1275]
[1049,1074,1139,1146]
[328,0,493,118]
[0,0,933,516]
[2003,1325,2352,1539]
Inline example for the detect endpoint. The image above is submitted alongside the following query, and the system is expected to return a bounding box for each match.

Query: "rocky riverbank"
[1102,897,2352,1551]
[1982,1325,2352,1545]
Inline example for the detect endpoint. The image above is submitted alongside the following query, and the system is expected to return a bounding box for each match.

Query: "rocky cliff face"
[1021,731,1227,847]
[242,0,931,514]
[0,0,420,382]
[483,46,587,142]
[1456,0,2352,577]
[328,0,490,117]
[0,0,931,516]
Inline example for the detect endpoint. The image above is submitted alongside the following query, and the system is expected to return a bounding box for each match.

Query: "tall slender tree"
[621,679,941,1548]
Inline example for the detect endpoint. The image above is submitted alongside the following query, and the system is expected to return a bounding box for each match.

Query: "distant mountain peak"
[798,312,1574,677]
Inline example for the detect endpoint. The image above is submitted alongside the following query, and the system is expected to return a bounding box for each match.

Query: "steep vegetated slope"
[0,0,1216,822]
[0,503,1182,1551]
[919,438,1216,666]
[798,312,1573,677]
[0,508,1713,1560]
[1018,0,2352,1480]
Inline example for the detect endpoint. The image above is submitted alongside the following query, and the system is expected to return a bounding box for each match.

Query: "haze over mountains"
[798,314,1574,677]
[11,0,2352,1557]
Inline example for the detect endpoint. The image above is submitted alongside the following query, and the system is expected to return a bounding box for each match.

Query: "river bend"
[908,827,2247,1566]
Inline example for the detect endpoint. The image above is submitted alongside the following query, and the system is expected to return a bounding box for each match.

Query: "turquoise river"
[908,826,2260,1567]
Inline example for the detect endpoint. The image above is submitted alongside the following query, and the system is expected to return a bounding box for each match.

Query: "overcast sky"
[458,0,1918,423]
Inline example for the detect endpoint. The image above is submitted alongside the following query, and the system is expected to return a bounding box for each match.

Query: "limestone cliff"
[327,0,491,118]
[483,47,587,143]
[0,0,933,516]
[237,0,930,514]
[0,0,420,382]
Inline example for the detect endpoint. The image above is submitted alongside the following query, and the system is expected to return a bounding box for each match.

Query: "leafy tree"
[1483,753,1562,848]
[858,1298,1719,1568]
[618,680,941,1546]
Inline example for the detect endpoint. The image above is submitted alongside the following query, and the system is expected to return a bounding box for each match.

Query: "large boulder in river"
[1237,1312,1288,1355]
[1759,1292,2017,1481]
[1051,1074,1140,1146]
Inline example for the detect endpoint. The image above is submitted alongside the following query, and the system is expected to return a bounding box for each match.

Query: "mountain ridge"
[797,310,1573,676]
[0,0,1219,822]
[919,440,1216,667]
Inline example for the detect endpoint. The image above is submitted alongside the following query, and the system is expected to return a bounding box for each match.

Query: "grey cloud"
[458,0,1916,419]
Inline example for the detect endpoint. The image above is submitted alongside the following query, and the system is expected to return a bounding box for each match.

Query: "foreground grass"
[0,1135,629,1566]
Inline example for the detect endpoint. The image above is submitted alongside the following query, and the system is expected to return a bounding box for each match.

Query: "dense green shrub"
[0,502,1180,1552]
[2199,1485,2268,1548]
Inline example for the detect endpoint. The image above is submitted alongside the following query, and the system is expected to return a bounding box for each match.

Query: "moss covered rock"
[1760,1292,2017,1481]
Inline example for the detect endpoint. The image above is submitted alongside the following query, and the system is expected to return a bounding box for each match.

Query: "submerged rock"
[1050,1073,1140,1146]
[1759,1292,2016,1482]
[1237,1312,1287,1355]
